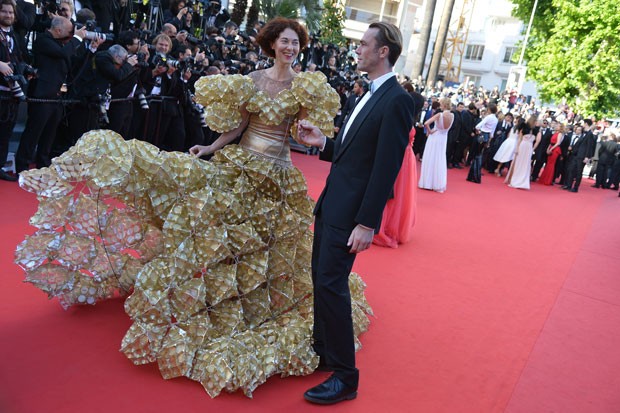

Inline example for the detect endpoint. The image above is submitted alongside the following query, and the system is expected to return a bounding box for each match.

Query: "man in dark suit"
[334,78,364,134]
[486,112,513,173]
[297,22,414,405]
[562,122,595,192]
[446,101,462,168]
[15,16,87,173]
[531,118,553,181]
[594,134,618,188]
[454,102,476,166]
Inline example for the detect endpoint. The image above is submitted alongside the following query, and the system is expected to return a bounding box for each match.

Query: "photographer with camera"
[0,0,27,181]
[140,33,186,151]
[109,30,150,139]
[15,16,88,174]
[203,0,229,30]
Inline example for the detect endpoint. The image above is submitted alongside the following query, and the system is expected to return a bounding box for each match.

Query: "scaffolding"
[439,0,476,83]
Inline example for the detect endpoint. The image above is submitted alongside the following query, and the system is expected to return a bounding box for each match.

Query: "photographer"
[203,0,229,30]
[12,0,34,62]
[141,33,185,151]
[111,30,149,139]
[0,0,24,181]
[15,16,87,174]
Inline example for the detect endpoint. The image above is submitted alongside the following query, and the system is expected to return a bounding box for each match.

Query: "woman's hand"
[189,145,213,157]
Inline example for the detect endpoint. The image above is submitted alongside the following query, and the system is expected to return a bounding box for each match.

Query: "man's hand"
[176,31,188,43]
[297,119,326,147]
[127,55,138,67]
[90,35,105,49]
[347,224,374,253]
[0,61,13,76]
[74,26,88,40]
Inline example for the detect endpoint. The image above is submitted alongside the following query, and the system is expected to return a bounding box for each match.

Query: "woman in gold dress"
[15,18,371,398]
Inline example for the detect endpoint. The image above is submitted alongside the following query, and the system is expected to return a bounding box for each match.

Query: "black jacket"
[315,76,414,231]
[29,31,83,99]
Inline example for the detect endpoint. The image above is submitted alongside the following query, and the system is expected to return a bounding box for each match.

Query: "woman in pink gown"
[373,128,418,248]
[538,122,564,185]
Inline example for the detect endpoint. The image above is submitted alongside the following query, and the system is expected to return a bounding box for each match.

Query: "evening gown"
[493,128,518,163]
[373,128,417,248]
[538,132,562,185]
[505,125,538,189]
[419,111,452,192]
[15,71,373,398]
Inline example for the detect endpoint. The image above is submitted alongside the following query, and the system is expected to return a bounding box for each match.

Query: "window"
[463,74,482,87]
[465,44,485,61]
[503,46,518,64]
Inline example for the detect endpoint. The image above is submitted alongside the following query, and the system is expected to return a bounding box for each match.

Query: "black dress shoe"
[0,170,18,182]
[561,186,570,190]
[304,375,357,405]
[570,188,578,193]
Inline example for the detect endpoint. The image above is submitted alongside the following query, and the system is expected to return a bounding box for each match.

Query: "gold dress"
[15,70,372,398]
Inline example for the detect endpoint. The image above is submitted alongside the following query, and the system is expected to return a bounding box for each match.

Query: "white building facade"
[340,0,539,99]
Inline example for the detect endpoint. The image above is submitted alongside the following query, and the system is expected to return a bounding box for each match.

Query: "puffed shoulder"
[194,74,255,133]
[291,71,340,138]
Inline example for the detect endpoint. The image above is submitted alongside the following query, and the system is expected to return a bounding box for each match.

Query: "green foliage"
[319,0,346,46]
[512,0,620,117]
[259,0,322,31]
[231,0,249,25]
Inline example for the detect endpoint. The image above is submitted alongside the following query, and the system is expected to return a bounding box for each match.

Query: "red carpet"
[1,154,619,413]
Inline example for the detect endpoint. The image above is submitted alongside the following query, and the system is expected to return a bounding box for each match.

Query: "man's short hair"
[224,21,238,31]
[118,30,139,48]
[108,44,128,61]
[76,8,96,24]
[368,21,402,66]
[583,118,593,126]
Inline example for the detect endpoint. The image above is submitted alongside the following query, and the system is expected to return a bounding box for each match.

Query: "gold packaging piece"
[17,104,373,397]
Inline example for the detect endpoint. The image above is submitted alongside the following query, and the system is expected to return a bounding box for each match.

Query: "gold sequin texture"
[16,110,370,398]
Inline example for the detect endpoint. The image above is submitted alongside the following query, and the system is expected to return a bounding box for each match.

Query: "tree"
[511,0,620,117]
[319,0,346,46]
[260,0,322,32]
[231,0,249,26]
[247,0,261,27]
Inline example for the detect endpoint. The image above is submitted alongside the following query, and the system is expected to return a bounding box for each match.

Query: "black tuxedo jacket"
[335,93,359,128]
[459,110,475,141]
[569,132,594,159]
[29,31,83,99]
[447,109,461,143]
[534,127,553,157]
[314,76,414,231]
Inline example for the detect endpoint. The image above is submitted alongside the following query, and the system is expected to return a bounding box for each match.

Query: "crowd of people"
[412,86,620,195]
[0,0,364,182]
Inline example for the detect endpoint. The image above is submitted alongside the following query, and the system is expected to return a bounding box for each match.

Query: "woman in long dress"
[419,97,453,192]
[505,115,540,189]
[15,18,372,398]
[373,127,417,248]
[538,121,564,185]
[493,116,523,176]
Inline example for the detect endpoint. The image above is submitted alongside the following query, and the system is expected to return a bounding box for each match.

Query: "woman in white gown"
[419,97,453,192]
[505,115,540,189]
[493,116,523,176]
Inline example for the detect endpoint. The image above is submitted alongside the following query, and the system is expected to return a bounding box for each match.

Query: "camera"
[134,52,150,68]
[136,88,149,110]
[3,63,37,101]
[75,21,115,42]
[153,54,180,69]
[96,93,111,125]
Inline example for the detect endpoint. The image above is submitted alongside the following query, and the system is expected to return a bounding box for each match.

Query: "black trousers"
[595,162,613,188]
[15,101,63,172]
[565,155,586,190]
[311,215,359,389]
[531,150,547,181]
[145,100,186,152]
[108,100,134,139]
[467,136,485,183]
[0,97,19,165]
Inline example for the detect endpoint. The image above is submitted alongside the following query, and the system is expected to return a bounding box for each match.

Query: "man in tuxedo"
[0,0,23,181]
[15,16,87,173]
[531,119,553,181]
[486,112,513,173]
[297,22,414,405]
[556,125,572,185]
[562,123,595,192]
[446,101,462,168]
[334,79,364,134]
